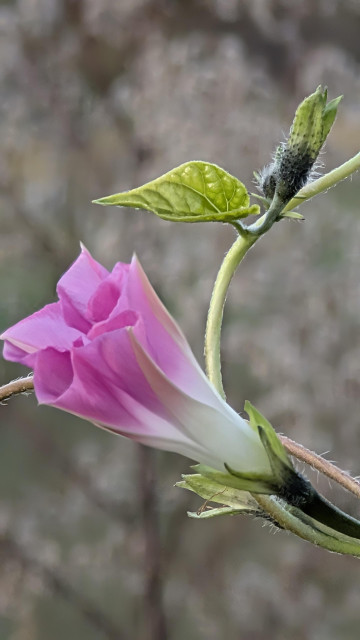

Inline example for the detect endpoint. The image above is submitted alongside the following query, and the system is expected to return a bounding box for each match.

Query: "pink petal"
[72,325,171,426]
[34,348,74,401]
[87,280,121,323]
[126,256,224,407]
[33,327,195,451]
[88,310,139,341]
[57,246,109,331]
[1,302,82,361]
[3,341,32,364]
[34,345,140,432]
[127,255,188,348]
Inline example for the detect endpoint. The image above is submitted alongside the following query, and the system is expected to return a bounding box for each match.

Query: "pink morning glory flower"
[1,247,271,475]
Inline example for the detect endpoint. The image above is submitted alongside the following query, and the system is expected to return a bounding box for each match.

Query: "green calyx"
[176,400,360,547]
[93,161,259,223]
[245,401,292,472]
[223,402,312,504]
[179,402,301,500]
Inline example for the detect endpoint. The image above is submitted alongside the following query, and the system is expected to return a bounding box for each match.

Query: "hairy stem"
[247,193,284,236]
[204,153,360,554]
[280,435,360,501]
[246,152,360,236]
[0,375,34,401]
[255,494,360,557]
[1,381,360,504]
[284,151,360,212]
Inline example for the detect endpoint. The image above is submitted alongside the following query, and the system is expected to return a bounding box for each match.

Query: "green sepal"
[322,95,343,141]
[176,474,259,510]
[244,401,293,471]
[287,86,342,159]
[192,464,277,495]
[93,161,260,223]
[257,426,293,486]
[251,192,270,209]
[287,85,327,158]
[187,506,251,519]
[250,193,303,220]
[281,211,305,220]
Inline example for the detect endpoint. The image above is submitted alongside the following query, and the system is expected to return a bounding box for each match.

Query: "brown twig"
[2,375,360,504]
[280,435,360,501]
[0,375,34,401]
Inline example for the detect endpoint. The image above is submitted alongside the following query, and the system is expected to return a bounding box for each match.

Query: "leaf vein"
[170,177,221,213]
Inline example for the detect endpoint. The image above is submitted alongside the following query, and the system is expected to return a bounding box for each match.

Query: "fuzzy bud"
[258,87,342,205]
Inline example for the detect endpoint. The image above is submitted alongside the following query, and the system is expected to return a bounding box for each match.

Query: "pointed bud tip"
[92,198,109,206]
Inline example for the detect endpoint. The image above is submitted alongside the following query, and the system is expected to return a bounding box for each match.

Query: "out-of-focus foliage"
[1,1,360,639]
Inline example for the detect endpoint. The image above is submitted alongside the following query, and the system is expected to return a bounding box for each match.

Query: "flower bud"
[258,87,342,205]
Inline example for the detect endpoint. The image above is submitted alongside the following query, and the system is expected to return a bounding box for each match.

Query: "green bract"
[93,161,260,223]
[322,95,343,140]
[187,507,247,519]
[190,463,278,494]
[176,473,260,519]
[244,401,293,473]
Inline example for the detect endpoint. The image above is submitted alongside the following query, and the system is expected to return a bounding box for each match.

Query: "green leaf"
[176,474,259,510]
[244,401,293,472]
[93,161,260,223]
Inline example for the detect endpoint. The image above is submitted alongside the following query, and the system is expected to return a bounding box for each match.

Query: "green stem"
[204,230,256,399]
[256,495,360,557]
[247,152,360,234]
[204,152,360,556]
[247,194,284,236]
[300,491,360,539]
[284,151,360,212]
[205,152,360,396]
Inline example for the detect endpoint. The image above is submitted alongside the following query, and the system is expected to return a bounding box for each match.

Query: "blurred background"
[1,1,360,638]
